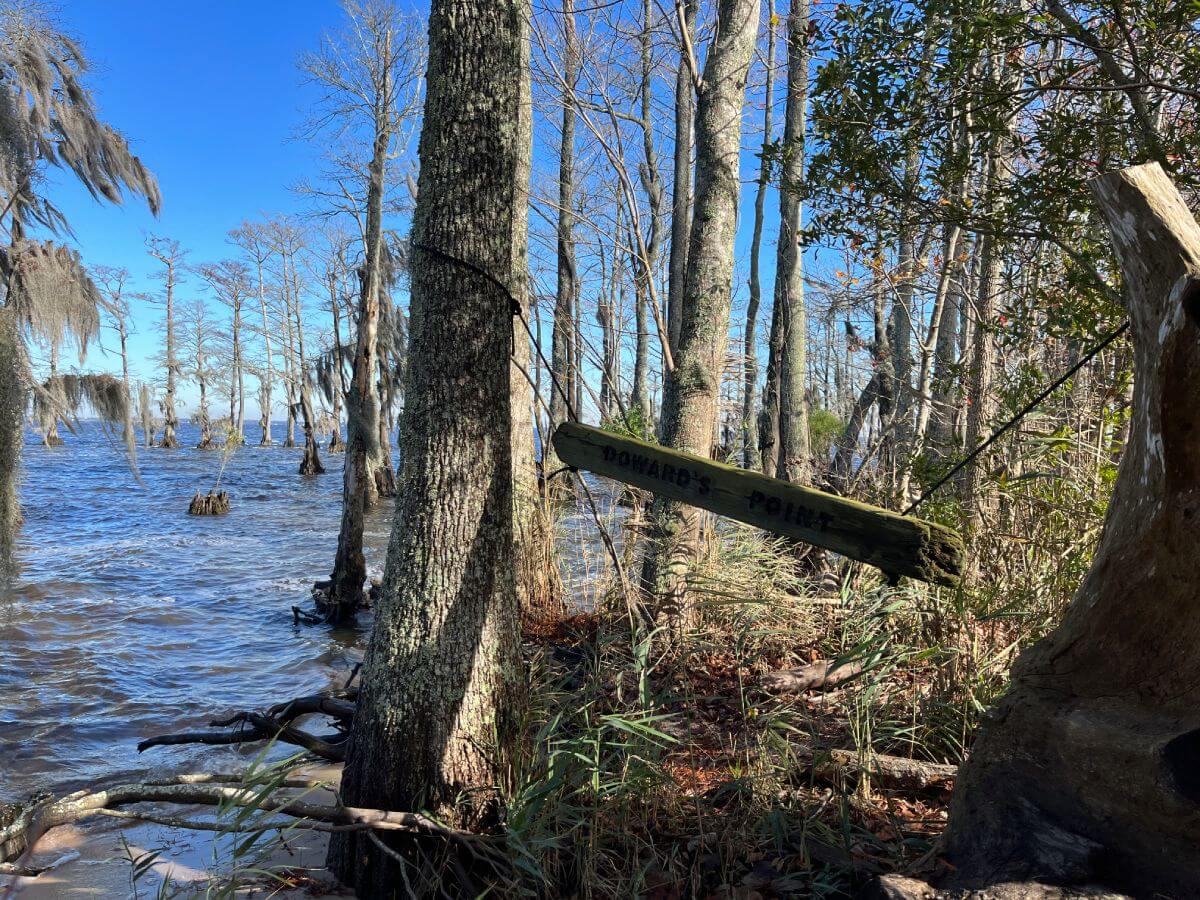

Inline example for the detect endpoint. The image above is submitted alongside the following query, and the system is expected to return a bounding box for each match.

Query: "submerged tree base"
[308,577,379,623]
[188,491,230,515]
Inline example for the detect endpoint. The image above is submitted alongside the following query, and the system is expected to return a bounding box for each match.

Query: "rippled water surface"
[0,423,392,803]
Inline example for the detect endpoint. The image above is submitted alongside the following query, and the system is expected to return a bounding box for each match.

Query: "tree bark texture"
[668,0,697,358]
[544,0,578,485]
[327,3,523,894]
[329,39,394,614]
[641,0,760,637]
[743,0,774,471]
[775,0,810,484]
[942,163,1200,896]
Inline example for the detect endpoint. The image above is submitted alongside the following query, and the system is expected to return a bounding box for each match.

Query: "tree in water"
[0,2,158,576]
[179,296,218,449]
[266,217,324,476]
[93,265,134,410]
[229,222,275,446]
[327,0,525,891]
[199,260,251,445]
[145,236,185,449]
[302,0,425,617]
[314,228,355,454]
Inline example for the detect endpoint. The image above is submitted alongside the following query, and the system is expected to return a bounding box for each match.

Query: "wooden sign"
[552,422,963,587]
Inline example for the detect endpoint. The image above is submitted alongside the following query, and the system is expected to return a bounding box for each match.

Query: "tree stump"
[188,490,230,515]
[942,163,1200,894]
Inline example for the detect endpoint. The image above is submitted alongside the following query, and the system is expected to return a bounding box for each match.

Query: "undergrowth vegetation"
[499,452,1111,897]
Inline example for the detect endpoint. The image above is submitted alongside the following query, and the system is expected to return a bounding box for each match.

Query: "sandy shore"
[1,765,353,898]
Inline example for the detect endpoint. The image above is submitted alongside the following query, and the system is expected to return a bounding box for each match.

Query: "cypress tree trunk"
[293,298,325,477]
[283,312,298,449]
[775,0,810,485]
[156,252,180,450]
[329,279,348,454]
[328,31,395,615]
[943,163,1200,897]
[256,260,274,446]
[641,0,760,638]
[0,308,22,580]
[327,2,523,893]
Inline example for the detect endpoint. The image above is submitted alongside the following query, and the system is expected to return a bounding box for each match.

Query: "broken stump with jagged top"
[941,163,1200,895]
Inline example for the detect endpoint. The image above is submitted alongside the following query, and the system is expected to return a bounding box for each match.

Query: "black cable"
[411,240,636,437]
[903,319,1129,516]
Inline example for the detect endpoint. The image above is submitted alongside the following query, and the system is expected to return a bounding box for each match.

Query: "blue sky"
[48,0,796,422]
[51,1,427,387]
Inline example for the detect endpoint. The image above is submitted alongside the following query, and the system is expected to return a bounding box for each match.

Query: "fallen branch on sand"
[0,771,504,881]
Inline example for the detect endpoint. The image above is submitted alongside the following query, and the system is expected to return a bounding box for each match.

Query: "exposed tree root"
[307,578,380,623]
[137,689,357,761]
[188,490,230,515]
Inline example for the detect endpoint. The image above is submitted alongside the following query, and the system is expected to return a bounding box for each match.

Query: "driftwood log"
[942,165,1200,894]
[138,688,356,762]
[788,746,956,798]
[0,771,501,876]
[188,490,230,515]
[760,659,864,693]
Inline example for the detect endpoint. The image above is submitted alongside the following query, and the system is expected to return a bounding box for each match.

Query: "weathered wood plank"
[551,422,963,586]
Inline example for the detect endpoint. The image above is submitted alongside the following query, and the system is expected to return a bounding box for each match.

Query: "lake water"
[0,421,623,805]
[0,422,389,803]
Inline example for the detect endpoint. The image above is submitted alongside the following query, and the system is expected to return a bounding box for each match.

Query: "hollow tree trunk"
[942,163,1200,896]
[326,3,522,892]
[641,0,760,638]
